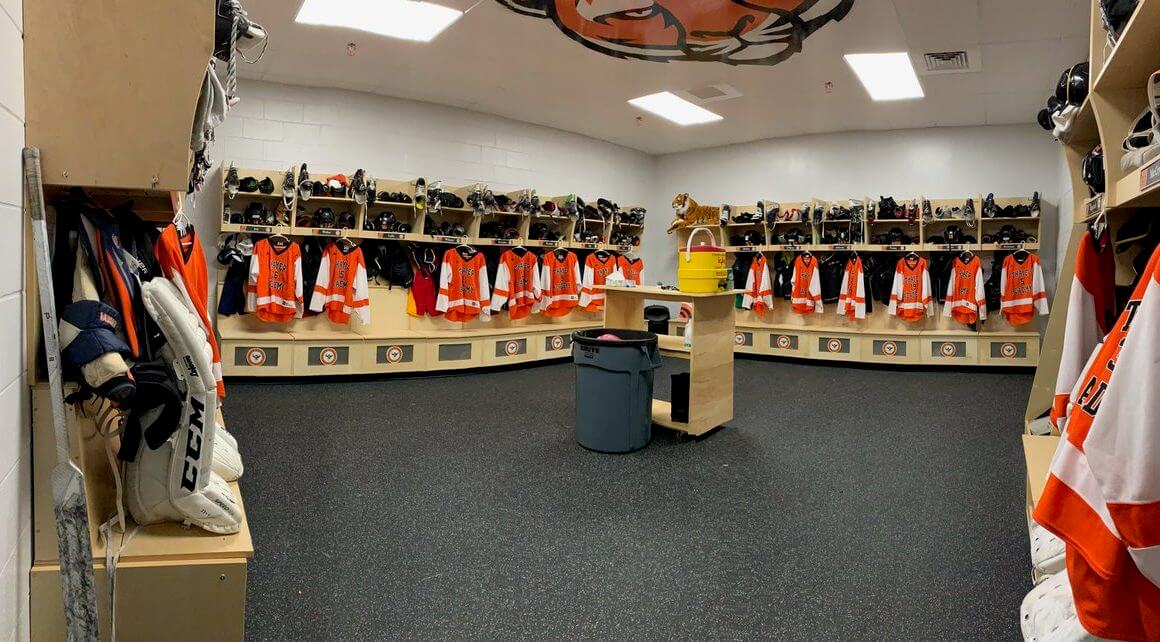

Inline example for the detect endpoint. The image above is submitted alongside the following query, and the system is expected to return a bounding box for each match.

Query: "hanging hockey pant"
[124,279,242,534]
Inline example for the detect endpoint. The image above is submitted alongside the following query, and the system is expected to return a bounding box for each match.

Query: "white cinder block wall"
[0,1,28,640]
[191,79,658,295]
[197,81,1067,303]
[648,125,1067,296]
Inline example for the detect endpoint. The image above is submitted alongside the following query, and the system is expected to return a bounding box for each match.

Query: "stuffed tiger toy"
[668,194,722,233]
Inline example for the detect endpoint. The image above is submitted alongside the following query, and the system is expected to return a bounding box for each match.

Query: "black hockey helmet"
[997,224,1017,244]
[336,212,356,229]
[1082,145,1105,195]
[312,208,336,228]
[944,224,963,244]
[1055,62,1090,107]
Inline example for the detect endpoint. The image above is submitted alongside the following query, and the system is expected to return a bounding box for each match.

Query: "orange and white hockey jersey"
[579,252,619,312]
[246,238,304,323]
[309,242,370,325]
[1000,252,1048,325]
[790,254,822,315]
[1051,231,1116,430]
[836,256,867,321]
[888,255,933,322]
[436,247,491,322]
[1033,247,1160,641]
[154,224,224,398]
[617,255,644,285]
[540,250,582,317]
[942,255,986,325]
[490,249,541,320]
[742,254,773,317]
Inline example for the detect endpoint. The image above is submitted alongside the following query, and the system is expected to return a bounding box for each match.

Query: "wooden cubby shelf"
[677,194,1044,368]
[216,165,644,377]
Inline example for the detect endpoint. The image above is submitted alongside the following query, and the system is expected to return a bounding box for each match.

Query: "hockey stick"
[23,147,101,641]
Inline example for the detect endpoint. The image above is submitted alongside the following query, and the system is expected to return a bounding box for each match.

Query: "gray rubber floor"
[225,357,1034,641]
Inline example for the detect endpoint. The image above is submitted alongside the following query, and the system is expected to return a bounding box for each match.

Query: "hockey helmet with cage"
[336,211,356,230]
[312,208,336,228]
[943,224,963,245]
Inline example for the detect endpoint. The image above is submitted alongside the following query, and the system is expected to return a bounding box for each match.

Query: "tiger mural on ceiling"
[496,0,856,67]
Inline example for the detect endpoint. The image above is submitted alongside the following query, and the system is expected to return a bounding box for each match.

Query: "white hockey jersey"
[742,255,773,317]
[1051,231,1116,431]
[1034,247,1160,641]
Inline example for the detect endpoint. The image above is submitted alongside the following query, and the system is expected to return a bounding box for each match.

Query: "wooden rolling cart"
[602,286,739,437]
[1018,0,1160,579]
[672,194,1045,367]
[217,166,645,377]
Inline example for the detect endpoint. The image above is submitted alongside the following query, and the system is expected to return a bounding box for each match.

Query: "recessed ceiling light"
[628,91,723,126]
[844,53,925,101]
[295,0,463,43]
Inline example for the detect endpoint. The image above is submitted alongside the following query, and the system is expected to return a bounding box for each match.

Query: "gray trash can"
[571,329,662,453]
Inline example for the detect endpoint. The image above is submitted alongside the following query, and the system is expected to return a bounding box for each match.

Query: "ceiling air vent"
[918,49,979,75]
[678,83,743,104]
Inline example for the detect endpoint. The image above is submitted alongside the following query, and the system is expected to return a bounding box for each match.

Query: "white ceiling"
[239,0,1090,155]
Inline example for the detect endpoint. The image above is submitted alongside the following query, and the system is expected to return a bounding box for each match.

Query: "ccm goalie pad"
[125,279,242,534]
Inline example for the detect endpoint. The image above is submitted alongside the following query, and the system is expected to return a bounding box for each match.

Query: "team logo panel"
[734,331,753,347]
[991,341,1027,359]
[496,338,529,357]
[872,340,905,357]
[545,334,572,352]
[772,334,799,351]
[308,346,349,366]
[819,337,850,354]
[932,341,966,358]
[376,344,414,364]
[235,346,278,367]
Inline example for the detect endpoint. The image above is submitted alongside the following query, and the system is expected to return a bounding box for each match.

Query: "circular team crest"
[776,335,792,350]
[881,341,898,356]
[319,347,339,366]
[495,0,857,67]
[384,345,404,364]
[549,335,565,350]
[734,332,745,346]
[245,347,266,367]
[1000,342,1018,359]
[504,340,521,356]
[940,342,958,358]
[826,338,843,353]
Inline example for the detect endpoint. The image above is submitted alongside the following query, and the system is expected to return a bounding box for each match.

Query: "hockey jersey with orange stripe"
[836,256,868,320]
[436,248,491,322]
[1000,252,1048,325]
[490,249,541,320]
[1051,231,1115,430]
[579,252,618,312]
[1033,247,1160,641]
[155,224,225,398]
[309,242,370,325]
[790,254,822,315]
[942,255,986,325]
[888,255,933,322]
[742,254,773,317]
[540,250,582,317]
[246,238,304,323]
[617,255,643,285]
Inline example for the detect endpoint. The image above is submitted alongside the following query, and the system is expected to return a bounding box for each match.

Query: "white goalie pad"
[1030,523,1066,580]
[213,425,244,482]
[125,279,241,534]
[1020,571,1107,642]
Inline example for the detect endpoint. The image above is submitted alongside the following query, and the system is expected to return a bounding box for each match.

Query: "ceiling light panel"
[295,0,463,43]
[628,92,723,126]
[844,53,925,101]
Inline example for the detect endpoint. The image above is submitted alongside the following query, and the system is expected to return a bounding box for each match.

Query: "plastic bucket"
[678,227,727,293]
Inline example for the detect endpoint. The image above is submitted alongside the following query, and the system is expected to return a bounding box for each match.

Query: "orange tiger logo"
[497,0,856,66]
